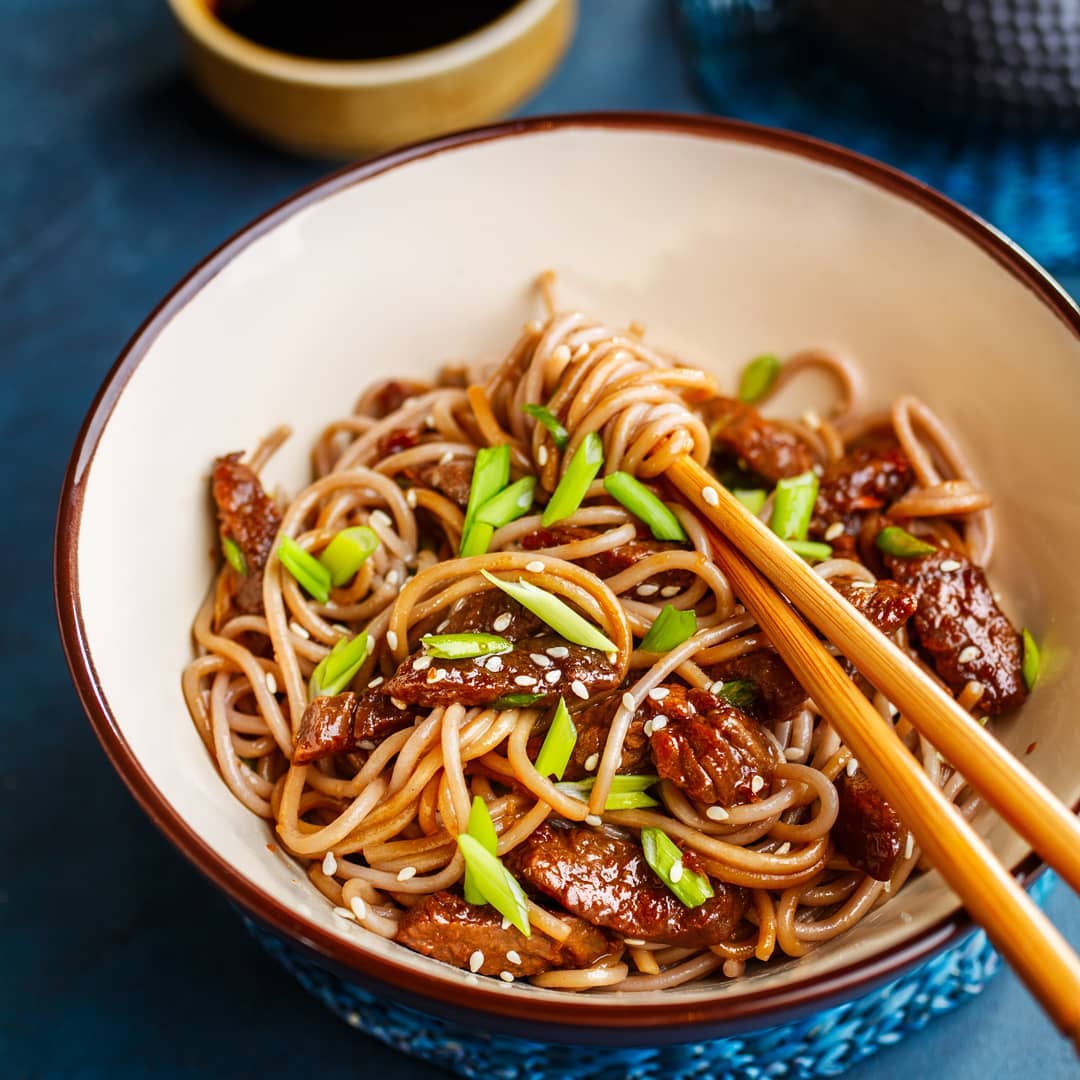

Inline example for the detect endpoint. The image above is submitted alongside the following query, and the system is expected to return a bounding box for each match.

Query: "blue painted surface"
[2,1,1076,1076]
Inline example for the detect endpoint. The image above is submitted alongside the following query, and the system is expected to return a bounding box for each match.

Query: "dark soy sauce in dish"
[210,0,521,61]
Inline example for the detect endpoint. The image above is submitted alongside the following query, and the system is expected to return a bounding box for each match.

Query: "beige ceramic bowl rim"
[55,113,1080,1041]
[167,0,565,86]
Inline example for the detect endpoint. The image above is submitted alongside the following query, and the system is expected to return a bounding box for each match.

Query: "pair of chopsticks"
[664,455,1080,1051]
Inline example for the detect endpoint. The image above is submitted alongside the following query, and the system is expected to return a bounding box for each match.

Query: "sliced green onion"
[542,432,604,526]
[421,633,513,660]
[533,697,577,780]
[463,796,498,906]
[222,536,247,576]
[455,833,531,935]
[732,489,767,515]
[640,826,715,908]
[522,403,569,450]
[459,523,495,558]
[713,679,757,711]
[1022,628,1040,691]
[492,692,545,708]
[738,354,781,404]
[875,526,937,558]
[309,631,372,699]
[770,470,819,541]
[556,774,661,811]
[475,476,537,529]
[279,536,331,604]
[603,472,687,542]
[639,605,697,653]
[318,525,379,587]
[459,444,511,557]
[481,569,617,652]
[785,539,833,562]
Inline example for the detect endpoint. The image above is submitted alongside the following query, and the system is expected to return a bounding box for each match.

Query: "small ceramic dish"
[166,0,575,157]
[56,114,1080,1046]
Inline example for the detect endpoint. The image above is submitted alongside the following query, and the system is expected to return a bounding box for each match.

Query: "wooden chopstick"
[667,454,1080,897]
[695,514,1080,1049]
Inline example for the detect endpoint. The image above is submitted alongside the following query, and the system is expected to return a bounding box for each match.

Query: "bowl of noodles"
[55,114,1080,1055]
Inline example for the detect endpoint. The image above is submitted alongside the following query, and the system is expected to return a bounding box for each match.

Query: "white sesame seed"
[405,488,418,508]
[321,851,338,876]
[660,585,680,598]
[501,917,512,930]
[392,698,408,711]
[812,463,824,477]
[396,866,417,882]
[386,630,399,650]
[349,896,367,919]
[886,699,899,717]
[517,492,532,510]
[637,583,659,597]
[709,680,725,695]
[801,409,821,430]
[264,671,278,695]
[702,486,720,507]
[552,343,571,364]
[367,676,384,689]
[487,655,504,673]
[515,676,538,687]
[848,580,875,590]
[648,687,670,701]
[370,509,392,530]
[606,652,618,664]
[367,634,376,653]
[751,774,765,794]
[537,445,549,467]
[584,753,599,772]
[469,950,484,973]
[623,938,646,947]
[437,619,450,633]
[526,560,545,574]
[531,653,552,668]
[333,906,356,922]
[622,692,636,712]
[940,559,961,573]
[651,716,668,732]
[585,814,602,826]
[414,656,432,671]
[346,1011,362,1027]
[775,842,791,855]
[571,680,588,700]
[899,911,913,924]
[427,668,447,684]
[493,613,512,633]
[846,757,859,777]
[439,450,455,466]
[358,740,375,750]
[545,670,561,684]
[706,806,730,821]
[643,720,654,737]
[958,645,981,664]
[670,861,684,883]
[506,950,522,965]
[783,747,805,761]
[424,414,436,429]
[289,620,310,640]
[499,971,515,983]
[882,880,892,894]
[905,833,914,860]
[386,568,401,587]
[824,522,844,542]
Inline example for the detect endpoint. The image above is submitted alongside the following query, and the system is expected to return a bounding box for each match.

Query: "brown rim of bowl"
[54,112,1080,1042]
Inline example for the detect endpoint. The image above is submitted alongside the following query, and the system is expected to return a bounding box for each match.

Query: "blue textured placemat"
[678,0,1080,273]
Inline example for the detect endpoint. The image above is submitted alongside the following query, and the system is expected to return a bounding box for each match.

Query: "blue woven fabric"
[677,0,1080,273]
[243,873,1055,1080]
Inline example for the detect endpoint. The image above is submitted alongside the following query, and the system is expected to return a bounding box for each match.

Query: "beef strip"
[643,685,779,806]
[441,591,542,642]
[709,396,814,481]
[506,823,747,948]
[377,427,422,458]
[810,443,914,541]
[383,635,620,709]
[831,577,918,636]
[833,770,905,881]
[401,458,473,509]
[293,688,416,764]
[370,379,428,418]
[211,453,282,616]
[395,890,613,976]
[703,651,808,727]
[885,549,1026,714]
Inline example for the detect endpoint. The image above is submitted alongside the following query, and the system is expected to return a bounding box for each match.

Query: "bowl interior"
[67,120,1080,1023]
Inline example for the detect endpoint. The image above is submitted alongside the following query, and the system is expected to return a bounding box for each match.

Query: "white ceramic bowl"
[56,114,1080,1042]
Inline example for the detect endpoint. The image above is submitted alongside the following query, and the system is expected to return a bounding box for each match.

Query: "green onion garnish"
[480,569,617,652]
[463,795,498,906]
[522,403,570,450]
[713,679,757,711]
[640,826,715,908]
[279,536,331,604]
[421,633,513,660]
[639,605,697,653]
[737,354,781,404]
[533,697,577,780]
[541,432,604,526]
[492,692,545,708]
[785,539,833,562]
[318,525,379,587]
[875,526,937,558]
[770,470,819,541]
[732,489,767,515]
[222,536,247,576]
[456,833,531,935]
[459,444,511,557]
[556,774,662,811]
[309,631,371,699]
[603,472,688,542]
[1022,628,1040,691]
[475,476,537,529]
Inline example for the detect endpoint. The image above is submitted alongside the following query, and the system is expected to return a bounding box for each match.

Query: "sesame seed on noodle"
[824,522,844,542]
[783,747,805,761]
[774,842,791,855]
[469,950,484,973]
[623,938,646,947]
[370,509,392,530]
[572,343,589,361]
[552,344,571,364]
[349,896,367,919]
[385,568,401,587]
[899,910,913,924]
[585,814,602,827]
[883,880,892,894]
[439,450,454,466]
[506,950,522,965]
[660,585,680,598]
[584,753,599,772]
[622,692,636,712]
[547,646,569,658]
[386,630,399,651]
[722,960,743,978]
[264,671,277,695]
[905,833,914,860]
[702,486,720,507]
[321,851,338,876]
[537,445,549,467]
[333,906,356,922]
[846,757,859,777]
[706,806,729,821]
[499,971,515,983]
[396,866,417,882]
[637,583,659,597]
[526,560,545,574]
[405,488,418,508]
[424,414,436,429]
[571,680,588,700]
[648,687,669,701]
[289,620,311,640]
[493,613,512,633]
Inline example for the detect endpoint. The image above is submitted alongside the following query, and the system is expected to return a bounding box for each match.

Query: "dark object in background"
[799,0,1080,129]
[212,0,518,61]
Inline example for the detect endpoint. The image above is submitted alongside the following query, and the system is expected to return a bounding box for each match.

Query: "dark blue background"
[4,1,1077,1076]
